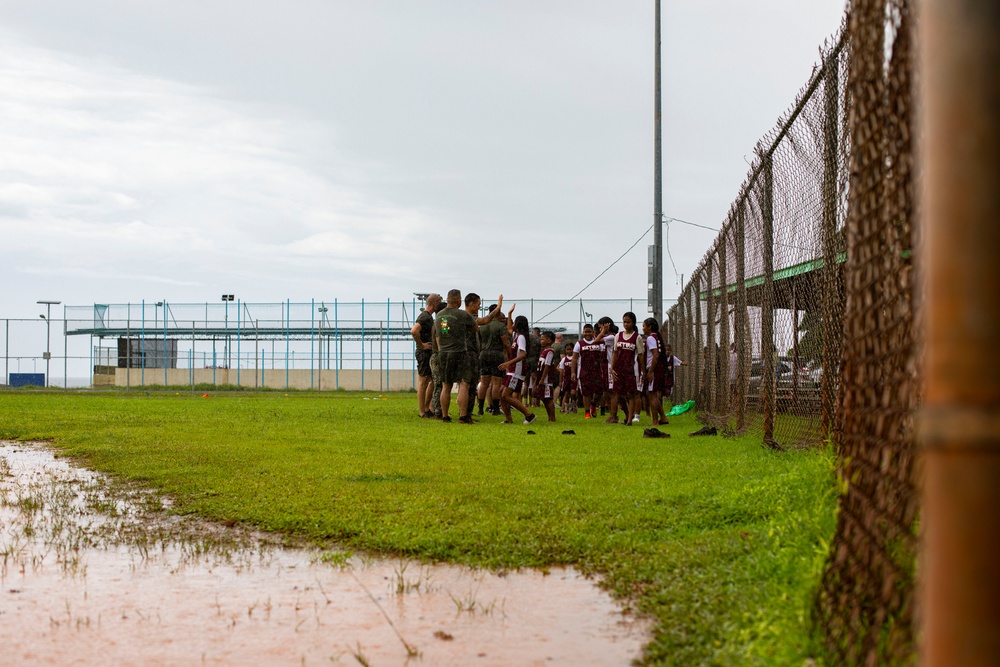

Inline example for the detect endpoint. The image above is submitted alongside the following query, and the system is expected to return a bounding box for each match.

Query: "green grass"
[0,390,837,665]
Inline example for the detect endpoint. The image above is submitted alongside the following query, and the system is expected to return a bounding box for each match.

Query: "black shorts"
[465,352,479,384]
[439,350,471,385]
[415,349,432,377]
[479,350,506,378]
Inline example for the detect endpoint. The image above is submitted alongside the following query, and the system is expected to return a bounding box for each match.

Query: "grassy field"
[0,389,837,665]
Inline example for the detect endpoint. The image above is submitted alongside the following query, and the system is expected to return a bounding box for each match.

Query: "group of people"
[411,290,687,426]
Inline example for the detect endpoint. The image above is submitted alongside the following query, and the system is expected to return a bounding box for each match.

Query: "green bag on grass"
[667,400,695,416]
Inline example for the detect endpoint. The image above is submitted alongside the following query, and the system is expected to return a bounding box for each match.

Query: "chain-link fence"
[813,1,919,664]
[3,297,652,391]
[665,5,919,664]
[666,27,849,449]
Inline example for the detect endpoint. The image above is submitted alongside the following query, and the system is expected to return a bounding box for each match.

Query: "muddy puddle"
[0,442,649,665]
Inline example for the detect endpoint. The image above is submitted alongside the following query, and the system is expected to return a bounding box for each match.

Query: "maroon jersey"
[646,332,665,390]
[536,348,555,385]
[612,330,640,395]
[575,337,605,396]
[559,355,574,392]
[507,334,527,378]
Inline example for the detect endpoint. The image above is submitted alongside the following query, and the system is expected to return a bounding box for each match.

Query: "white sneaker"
[632,415,640,423]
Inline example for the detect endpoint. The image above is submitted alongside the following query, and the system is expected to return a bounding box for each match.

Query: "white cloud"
[0,36,437,307]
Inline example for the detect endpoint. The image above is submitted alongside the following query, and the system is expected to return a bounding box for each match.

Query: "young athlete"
[661,343,688,404]
[559,346,577,413]
[609,312,643,425]
[596,317,618,420]
[533,331,557,422]
[498,312,536,425]
[572,322,608,419]
[642,317,668,426]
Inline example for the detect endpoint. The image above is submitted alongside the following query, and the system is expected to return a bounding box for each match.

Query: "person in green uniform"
[410,293,441,418]
[477,304,510,415]
[434,289,504,423]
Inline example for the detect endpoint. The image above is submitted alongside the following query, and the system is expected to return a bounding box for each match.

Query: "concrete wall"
[106,368,417,391]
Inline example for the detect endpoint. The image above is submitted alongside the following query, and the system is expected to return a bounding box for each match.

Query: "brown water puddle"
[0,442,649,666]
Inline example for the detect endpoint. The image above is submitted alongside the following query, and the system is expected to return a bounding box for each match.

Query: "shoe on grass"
[631,415,640,423]
[523,413,537,425]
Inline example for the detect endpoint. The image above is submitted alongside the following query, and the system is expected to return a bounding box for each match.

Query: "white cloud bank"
[0,38,437,309]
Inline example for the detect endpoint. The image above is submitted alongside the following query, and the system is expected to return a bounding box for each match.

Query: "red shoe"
[584,411,592,419]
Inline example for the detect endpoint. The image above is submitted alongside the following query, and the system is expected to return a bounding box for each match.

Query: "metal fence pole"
[361,299,365,391]
[706,260,717,414]
[718,235,730,414]
[735,204,748,431]
[236,299,242,388]
[694,272,702,406]
[760,152,777,444]
[921,0,1000,662]
[821,56,841,439]
[63,309,68,389]
[335,298,340,390]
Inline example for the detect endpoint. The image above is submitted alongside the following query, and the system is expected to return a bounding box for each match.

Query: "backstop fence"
[665,4,919,664]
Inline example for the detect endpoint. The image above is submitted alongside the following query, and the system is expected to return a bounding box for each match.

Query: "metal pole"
[921,0,1000,663]
[386,299,391,391]
[310,298,315,390]
[141,299,145,387]
[63,311,68,389]
[821,51,841,438]
[163,300,167,387]
[286,299,290,389]
[760,152,776,443]
[335,298,339,390]
[652,0,663,323]
[361,299,365,391]
[236,299,242,388]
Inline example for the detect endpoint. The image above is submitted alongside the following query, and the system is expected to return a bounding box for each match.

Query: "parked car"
[748,356,815,390]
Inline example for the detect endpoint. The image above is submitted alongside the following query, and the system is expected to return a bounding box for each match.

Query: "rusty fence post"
[920,0,1000,663]
[760,152,777,443]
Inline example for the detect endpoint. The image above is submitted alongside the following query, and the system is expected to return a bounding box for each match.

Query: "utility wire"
[535,223,654,323]
[663,215,718,233]
[664,219,680,280]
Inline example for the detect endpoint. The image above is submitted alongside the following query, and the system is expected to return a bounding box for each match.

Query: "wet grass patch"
[0,390,837,665]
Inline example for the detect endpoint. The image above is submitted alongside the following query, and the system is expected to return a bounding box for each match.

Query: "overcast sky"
[0,0,846,319]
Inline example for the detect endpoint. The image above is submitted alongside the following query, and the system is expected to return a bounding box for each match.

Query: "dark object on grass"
[689,426,717,436]
[561,430,576,435]
[762,437,786,452]
[526,430,536,435]
[643,428,670,439]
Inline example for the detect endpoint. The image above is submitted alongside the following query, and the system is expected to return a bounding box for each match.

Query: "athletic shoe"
[632,415,641,423]
[441,416,452,423]
[584,412,592,419]
[689,426,717,436]
[458,415,474,424]
[523,413,537,425]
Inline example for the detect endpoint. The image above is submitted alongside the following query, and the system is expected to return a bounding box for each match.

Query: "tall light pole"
[649,0,664,323]
[37,300,61,387]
